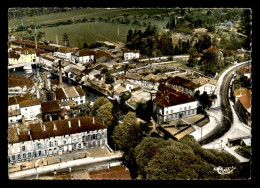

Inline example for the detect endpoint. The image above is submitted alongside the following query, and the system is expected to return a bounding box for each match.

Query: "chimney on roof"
[40,121,43,130]
[78,119,81,127]
[68,120,71,128]
[92,117,95,124]
[17,128,20,136]
[53,122,57,131]
[27,127,31,135]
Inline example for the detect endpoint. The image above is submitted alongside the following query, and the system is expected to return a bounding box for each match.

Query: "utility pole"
[34,26,37,49]
[56,34,58,45]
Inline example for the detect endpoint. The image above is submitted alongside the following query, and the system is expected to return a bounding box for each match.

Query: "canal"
[8,66,129,121]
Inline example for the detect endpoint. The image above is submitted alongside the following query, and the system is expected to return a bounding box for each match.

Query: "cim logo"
[213,166,236,175]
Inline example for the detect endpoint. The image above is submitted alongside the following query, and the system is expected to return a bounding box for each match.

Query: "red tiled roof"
[21,47,36,55]
[19,98,41,108]
[89,165,131,180]
[41,100,61,114]
[8,94,31,106]
[55,88,67,100]
[8,75,34,89]
[9,116,107,144]
[55,86,85,100]
[238,93,251,110]
[11,40,55,51]
[123,49,140,53]
[74,86,85,96]
[165,76,199,90]
[155,84,197,107]
[57,47,75,53]
[73,50,96,56]
[9,51,20,59]
[95,51,112,59]
[236,67,251,74]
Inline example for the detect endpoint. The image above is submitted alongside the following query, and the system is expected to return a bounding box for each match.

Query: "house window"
[25,108,27,111]
[17,154,20,160]
[38,151,41,156]
[63,140,66,145]
[37,143,42,149]
[12,155,15,160]
[54,141,58,146]
[49,142,53,147]
[23,153,26,158]
[78,144,81,149]
[22,146,26,151]
[28,152,31,158]
[97,134,101,140]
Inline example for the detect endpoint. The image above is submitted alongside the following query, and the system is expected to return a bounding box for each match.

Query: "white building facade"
[8,116,108,164]
[123,50,140,60]
[154,101,199,123]
[19,99,42,121]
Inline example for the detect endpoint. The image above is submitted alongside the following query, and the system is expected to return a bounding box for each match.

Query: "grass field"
[10,8,171,48]
[13,22,144,47]
[9,8,172,27]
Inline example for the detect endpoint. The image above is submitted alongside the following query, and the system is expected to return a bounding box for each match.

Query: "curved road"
[199,61,251,145]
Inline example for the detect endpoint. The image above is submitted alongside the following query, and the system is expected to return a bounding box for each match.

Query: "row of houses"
[8,76,86,124]
[8,116,107,163]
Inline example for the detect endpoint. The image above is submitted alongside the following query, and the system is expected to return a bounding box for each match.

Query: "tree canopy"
[134,135,239,180]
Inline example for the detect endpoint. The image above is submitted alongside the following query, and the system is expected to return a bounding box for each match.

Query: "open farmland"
[10,8,171,47]
[9,8,171,27]
[12,22,145,47]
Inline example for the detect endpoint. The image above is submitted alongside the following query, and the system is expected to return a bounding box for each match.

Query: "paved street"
[189,61,251,162]
[8,146,123,179]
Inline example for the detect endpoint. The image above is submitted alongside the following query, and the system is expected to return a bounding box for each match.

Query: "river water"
[8,66,103,102]
[8,66,128,120]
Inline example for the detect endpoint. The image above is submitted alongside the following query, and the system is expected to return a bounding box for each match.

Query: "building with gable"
[8,75,35,96]
[123,49,140,60]
[54,47,76,61]
[55,86,85,106]
[71,50,95,64]
[19,98,41,121]
[8,116,108,164]
[153,84,199,124]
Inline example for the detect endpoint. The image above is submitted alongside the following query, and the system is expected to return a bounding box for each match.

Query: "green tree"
[90,97,110,116]
[105,72,114,84]
[97,101,114,126]
[134,137,174,178]
[82,42,88,49]
[63,33,69,47]
[37,31,46,41]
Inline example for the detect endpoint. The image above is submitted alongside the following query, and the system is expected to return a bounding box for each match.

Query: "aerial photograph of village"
[7,7,252,180]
